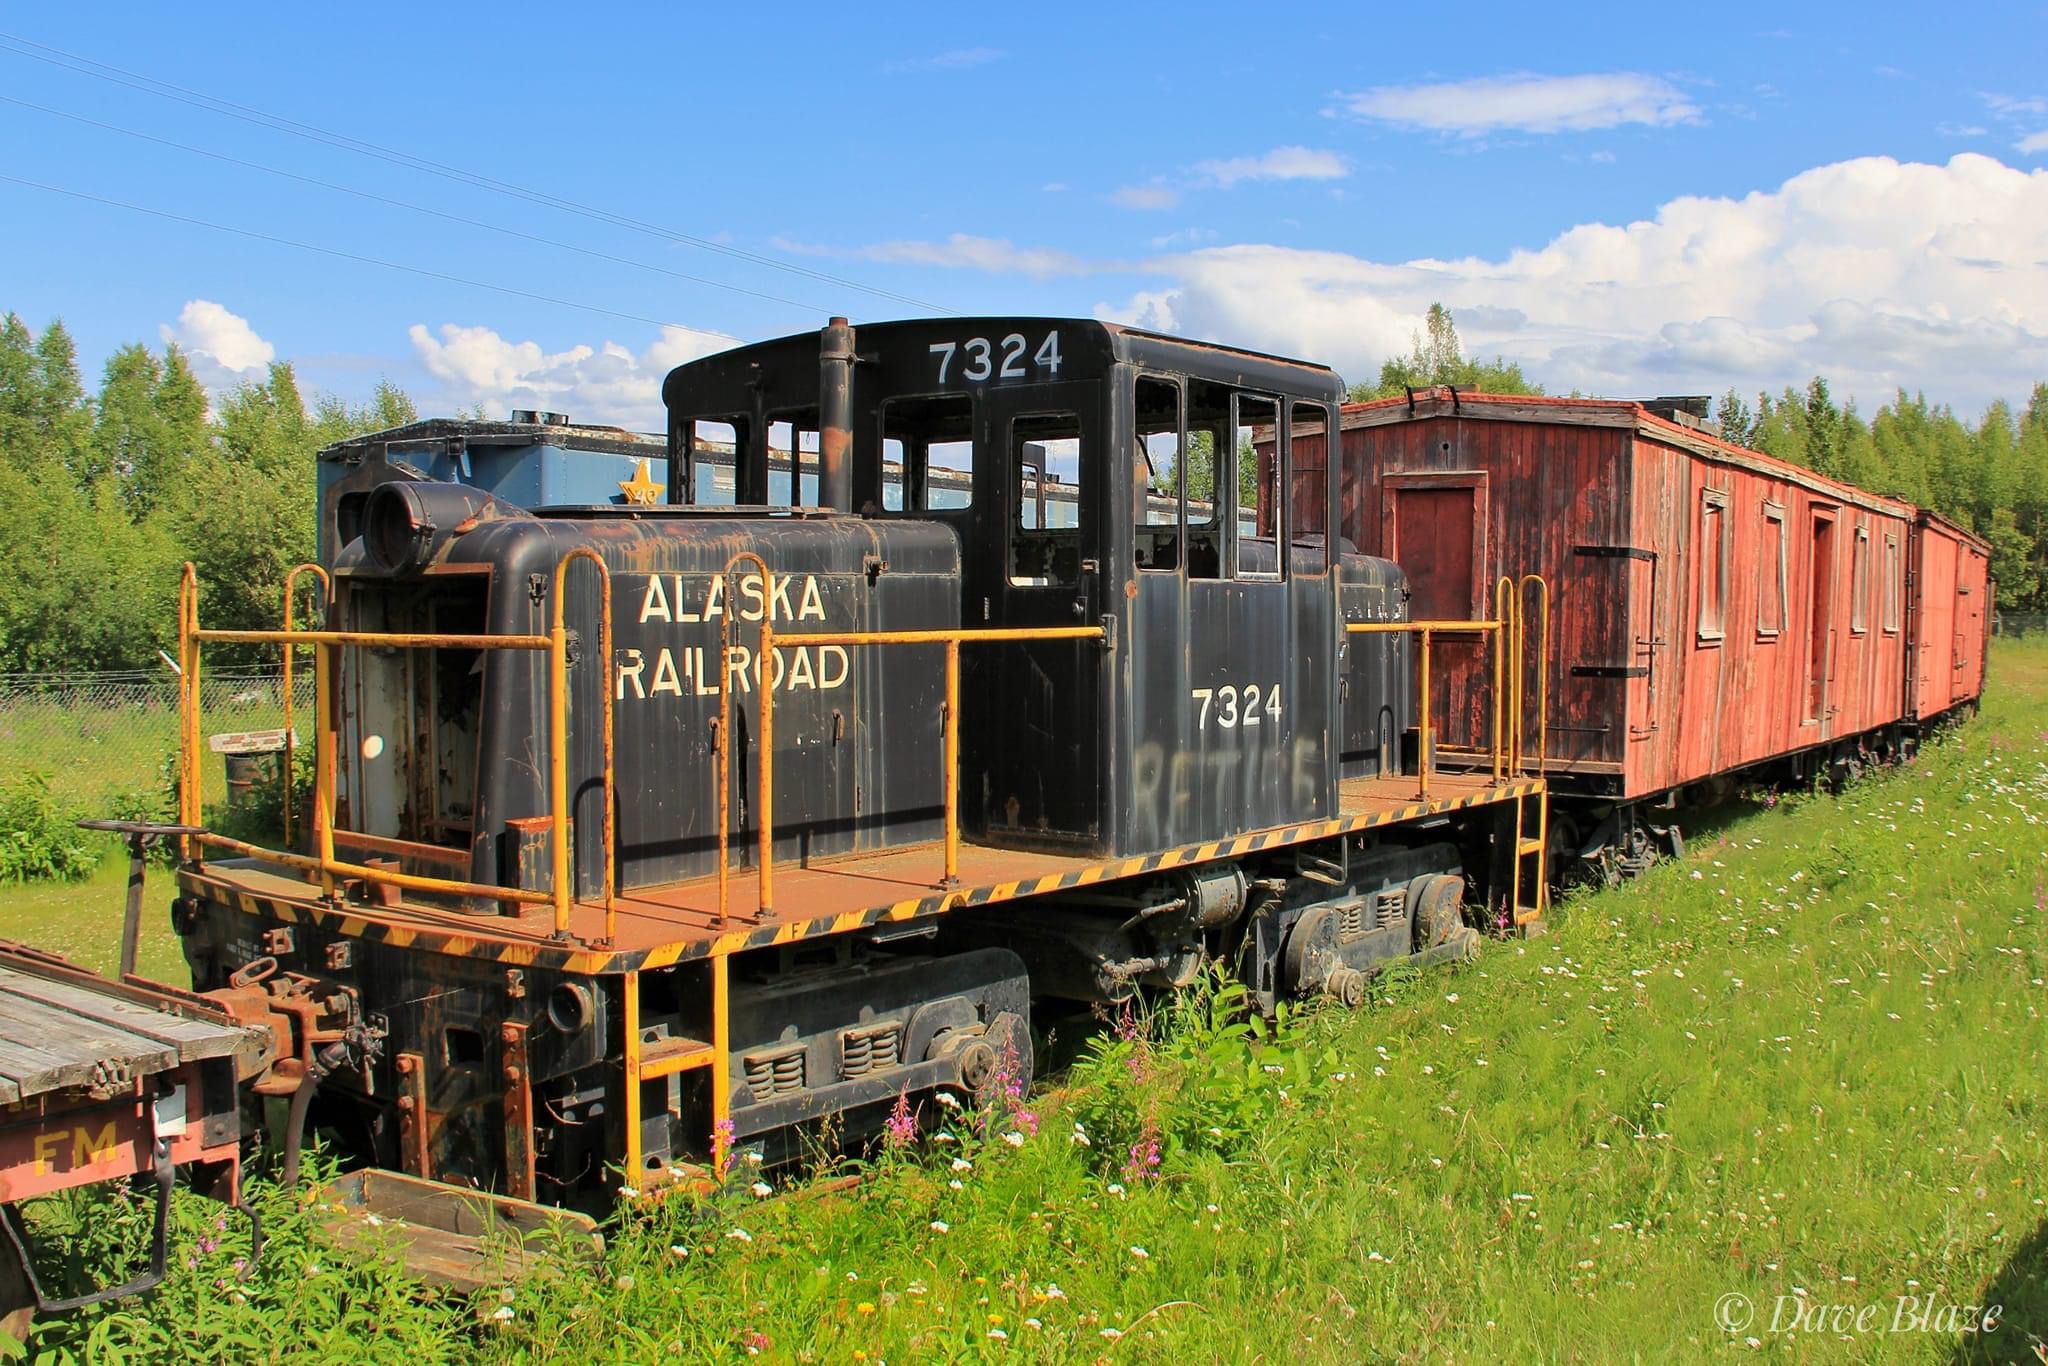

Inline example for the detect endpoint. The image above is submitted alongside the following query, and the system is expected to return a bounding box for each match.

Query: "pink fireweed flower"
[883,1087,916,1150]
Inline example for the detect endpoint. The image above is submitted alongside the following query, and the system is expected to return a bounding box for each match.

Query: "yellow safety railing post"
[548,610,572,937]
[711,952,732,1176]
[757,619,774,916]
[715,551,775,924]
[943,639,961,886]
[553,549,617,942]
[1418,627,1433,800]
[176,564,200,858]
[1521,574,1550,775]
[312,639,338,900]
[280,563,330,848]
[622,970,643,1184]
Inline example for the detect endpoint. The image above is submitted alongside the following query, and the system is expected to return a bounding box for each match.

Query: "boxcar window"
[1134,376,1181,573]
[1234,394,1283,580]
[879,395,974,512]
[1009,411,1085,586]
[688,418,742,505]
[1851,523,1871,634]
[1882,531,1902,633]
[1758,501,1787,637]
[1287,400,1334,576]
[1697,487,1729,642]
[1185,380,1229,580]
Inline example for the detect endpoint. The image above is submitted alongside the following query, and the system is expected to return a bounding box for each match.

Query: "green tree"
[1349,304,1545,402]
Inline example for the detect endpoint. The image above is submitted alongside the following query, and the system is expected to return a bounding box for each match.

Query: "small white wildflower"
[615,1274,635,1291]
[988,1328,1008,1341]
[949,1179,964,1190]
[491,1305,515,1322]
[725,1228,753,1242]
[1107,1182,1125,1196]
[952,1157,973,1172]
[1101,1328,1124,1340]
[670,1244,689,1259]
[1445,992,1460,1003]
[617,1185,640,1199]
[1128,1246,1149,1259]
[1002,1131,1025,1147]
[750,1181,772,1198]
[935,1092,960,1109]
[930,1219,950,1233]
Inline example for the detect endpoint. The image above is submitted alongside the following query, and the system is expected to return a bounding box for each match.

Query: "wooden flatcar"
[1320,389,1992,874]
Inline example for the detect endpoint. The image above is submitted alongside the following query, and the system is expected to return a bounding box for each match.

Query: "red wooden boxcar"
[1322,389,1988,863]
[1907,509,1992,720]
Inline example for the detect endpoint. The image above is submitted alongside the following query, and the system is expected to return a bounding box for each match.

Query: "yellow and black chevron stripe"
[178,780,1542,977]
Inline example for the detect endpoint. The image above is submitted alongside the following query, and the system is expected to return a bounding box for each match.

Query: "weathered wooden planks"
[0,956,260,1105]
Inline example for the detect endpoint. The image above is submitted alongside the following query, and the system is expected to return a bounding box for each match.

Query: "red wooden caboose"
[1325,389,1989,852]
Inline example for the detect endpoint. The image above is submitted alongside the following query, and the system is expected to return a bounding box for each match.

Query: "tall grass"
[10,642,2046,1362]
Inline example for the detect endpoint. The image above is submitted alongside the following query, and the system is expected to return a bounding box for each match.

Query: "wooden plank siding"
[1908,510,1993,719]
[1325,390,1983,805]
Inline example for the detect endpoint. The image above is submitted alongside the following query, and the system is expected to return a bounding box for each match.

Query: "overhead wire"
[0,173,739,343]
[0,93,834,316]
[0,30,955,316]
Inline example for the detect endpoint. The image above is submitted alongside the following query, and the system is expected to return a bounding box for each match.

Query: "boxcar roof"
[1912,504,1993,552]
[1342,388,1922,521]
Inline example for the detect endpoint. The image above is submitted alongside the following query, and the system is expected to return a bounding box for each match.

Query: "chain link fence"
[1994,612,2048,639]
[0,668,310,814]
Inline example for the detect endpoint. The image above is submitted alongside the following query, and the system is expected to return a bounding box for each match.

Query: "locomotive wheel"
[1410,874,1465,951]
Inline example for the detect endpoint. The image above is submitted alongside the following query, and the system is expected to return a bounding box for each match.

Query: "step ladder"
[1510,787,1548,928]
[618,964,730,1191]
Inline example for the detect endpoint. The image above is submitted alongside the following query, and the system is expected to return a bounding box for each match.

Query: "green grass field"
[8,643,2046,1363]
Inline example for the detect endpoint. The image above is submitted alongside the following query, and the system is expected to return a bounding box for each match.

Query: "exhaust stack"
[818,316,855,513]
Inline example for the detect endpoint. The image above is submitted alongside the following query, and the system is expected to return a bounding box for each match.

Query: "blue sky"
[3,3,2046,428]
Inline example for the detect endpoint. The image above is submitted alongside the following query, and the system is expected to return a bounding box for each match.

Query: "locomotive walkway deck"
[181,772,1540,975]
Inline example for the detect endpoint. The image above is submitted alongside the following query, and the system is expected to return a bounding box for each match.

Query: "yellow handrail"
[715,552,776,925]
[1519,574,1550,775]
[175,562,600,939]
[1347,615,1505,798]
[552,548,617,943]
[280,562,331,847]
[719,618,1107,923]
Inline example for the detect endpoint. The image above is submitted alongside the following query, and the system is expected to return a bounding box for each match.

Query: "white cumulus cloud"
[160,300,275,394]
[1112,182,1182,211]
[407,323,734,430]
[1338,72,1700,137]
[1193,146,1350,187]
[1099,153,2048,414]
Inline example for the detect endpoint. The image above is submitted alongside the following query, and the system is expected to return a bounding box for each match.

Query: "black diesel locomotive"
[169,318,1546,1202]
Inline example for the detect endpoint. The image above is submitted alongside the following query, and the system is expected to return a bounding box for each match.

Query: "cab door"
[963,380,1108,848]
